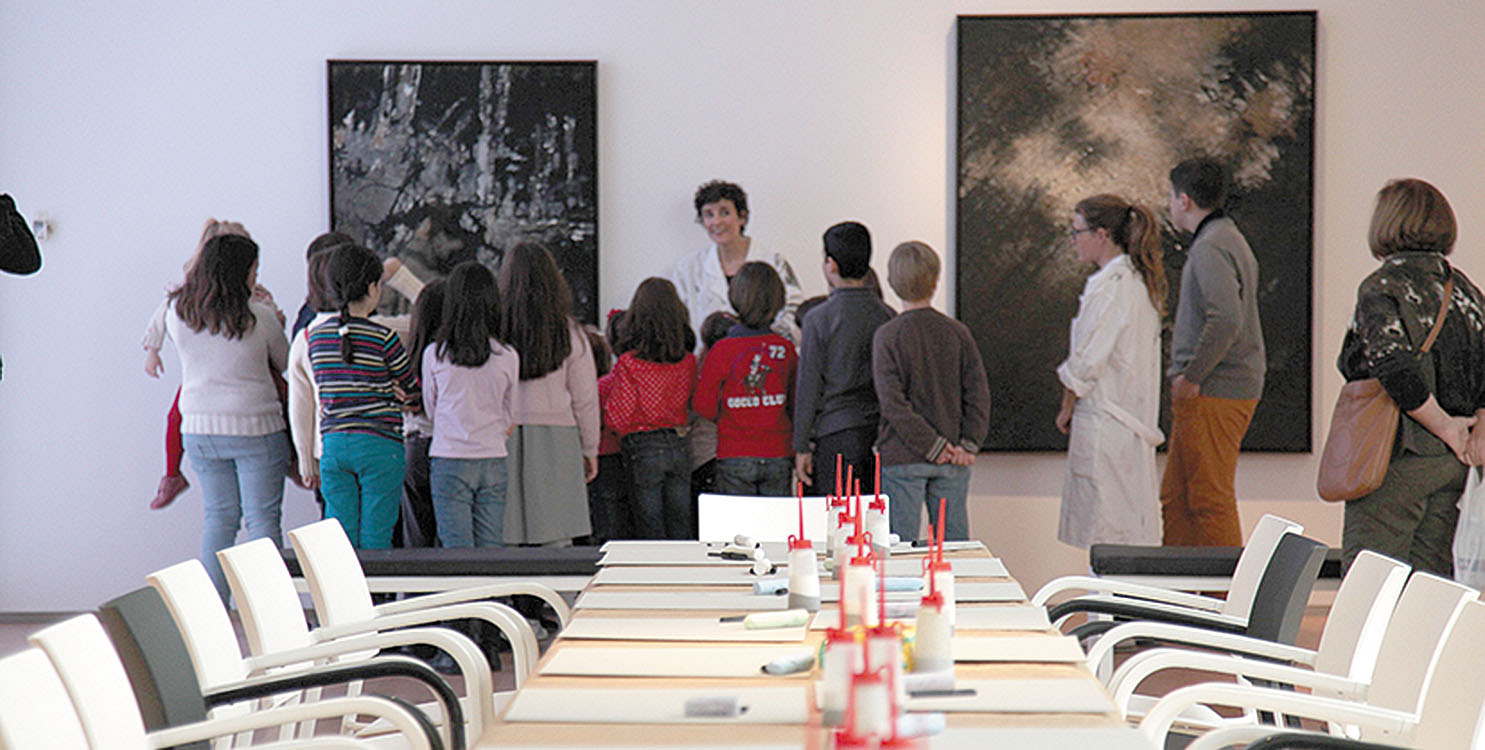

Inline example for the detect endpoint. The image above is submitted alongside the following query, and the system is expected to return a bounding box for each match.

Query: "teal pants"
[320,432,405,549]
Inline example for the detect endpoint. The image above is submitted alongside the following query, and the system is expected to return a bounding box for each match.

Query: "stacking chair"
[147,558,473,750]
[696,493,877,541]
[218,537,529,745]
[2,620,436,750]
[1033,514,1304,638]
[1138,573,1481,748]
[1100,550,1410,724]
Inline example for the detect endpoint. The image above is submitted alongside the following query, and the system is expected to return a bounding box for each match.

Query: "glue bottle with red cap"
[827,461,854,579]
[912,544,953,674]
[820,625,861,727]
[786,482,821,612]
[922,497,956,630]
[866,556,906,706]
[841,486,879,628]
[866,453,891,558]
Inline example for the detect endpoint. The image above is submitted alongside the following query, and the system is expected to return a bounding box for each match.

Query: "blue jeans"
[715,456,793,497]
[183,431,290,602]
[882,462,971,543]
[320,432,404,549]
[429,456,507,547]
[622,429,692,539]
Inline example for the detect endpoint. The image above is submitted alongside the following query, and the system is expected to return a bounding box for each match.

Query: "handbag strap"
[1420,271,1455,354]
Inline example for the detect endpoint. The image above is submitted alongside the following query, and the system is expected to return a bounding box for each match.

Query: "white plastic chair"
[696,493,879,541]
[148,558,478,750]
[1139,572,1480,747]
[1099,550,1410,726]
[1033,514,1304,632]
[218,536,528,743]
[25,614,437,750]
[0,648,88,750]
[286,519,569,677]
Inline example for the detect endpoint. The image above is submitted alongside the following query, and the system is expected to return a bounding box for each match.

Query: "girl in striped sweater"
[305,244,420,548]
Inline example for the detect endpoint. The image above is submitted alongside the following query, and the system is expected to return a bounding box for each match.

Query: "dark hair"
[306,231,354,260]
[586,326,612,377]
[700,311,736,351]
[863,267,885,301]
[434,261,503,368]
[1369,178,1457,258]
[499,242,574,380]
[795,295,827,329]
[326,244,383,363]
[406,278,448,388]
[170,234,259,339]
[693,180,749,233]
[728,261,785,330]
[823,221,872,279]
[305,252,336,312]
[605,308,627,352]
[1169,158,1227,210]
[1075,194,1168,314]
[620,277,694,364]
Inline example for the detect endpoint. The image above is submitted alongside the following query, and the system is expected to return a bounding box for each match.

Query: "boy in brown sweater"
[872,241,991,542]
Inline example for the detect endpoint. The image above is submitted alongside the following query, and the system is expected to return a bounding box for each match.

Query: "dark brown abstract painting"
[956,13,1314,451]
[329,61,598,322]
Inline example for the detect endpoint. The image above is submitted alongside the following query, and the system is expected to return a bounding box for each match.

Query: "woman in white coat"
[671,180,803,348]
[1054,194,1167,548]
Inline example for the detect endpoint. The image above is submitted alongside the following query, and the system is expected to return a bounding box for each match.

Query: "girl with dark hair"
[161,233,290,601]
[605,278,698,538]
[498,242,600,545]
[1054,194,1166,549]
[399,278,447,547]
[423,262,519,547]
[305,244,420,549]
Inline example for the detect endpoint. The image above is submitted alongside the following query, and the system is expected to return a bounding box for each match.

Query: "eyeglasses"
[1067,227,1096,238]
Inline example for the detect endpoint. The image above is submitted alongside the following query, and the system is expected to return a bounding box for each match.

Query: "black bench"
[281,546,603,595]
[1089,544,1344,591]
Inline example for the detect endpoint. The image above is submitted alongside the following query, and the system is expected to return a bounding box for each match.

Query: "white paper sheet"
[927,727,1156,749]
[951,635,1085,663]
[809,605,1051,632]
[502,686,810,724]
[576,590,791,611]
[539,645,814,678]
[905,678,1114,713]
[558,617,808,643]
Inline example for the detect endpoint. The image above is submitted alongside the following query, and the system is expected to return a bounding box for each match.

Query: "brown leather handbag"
[1318,274,1454,502]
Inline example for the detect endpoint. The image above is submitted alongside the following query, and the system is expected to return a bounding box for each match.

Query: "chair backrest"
[1241,532,1328,645]
[97,587,210,748]
[218,537,316,656]
[29,614,151,750]
[1362,571,1477,718]
[287,519,379,627]
[1223,514,1304,620]
[697,494,875,542]
[1310,550,1410,684]
[146,558,252,690]
[0,648,90,750]
[1413,598,1485,748]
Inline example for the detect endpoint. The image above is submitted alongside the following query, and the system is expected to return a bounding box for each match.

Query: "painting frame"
[327,59,599,323]
[955,12,1316,452]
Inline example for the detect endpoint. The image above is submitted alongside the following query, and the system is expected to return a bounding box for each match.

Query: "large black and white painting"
[956,13,1314,451]
[329,60,598,321]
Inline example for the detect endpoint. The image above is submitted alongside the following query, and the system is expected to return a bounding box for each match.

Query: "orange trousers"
[1160,394,1258,546]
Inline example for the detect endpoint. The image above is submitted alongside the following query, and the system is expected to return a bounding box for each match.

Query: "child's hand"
[583,455,599,483]
[144,348,164,378]
[300,462,320,490]
[794,452,813,487]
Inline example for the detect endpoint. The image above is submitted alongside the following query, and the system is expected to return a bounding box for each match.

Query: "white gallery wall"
[1,0,1482,610]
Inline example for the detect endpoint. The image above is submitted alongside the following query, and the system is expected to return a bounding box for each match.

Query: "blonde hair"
[185,218,251,274]
[887,241,941,303]
[1369,179,1456,258]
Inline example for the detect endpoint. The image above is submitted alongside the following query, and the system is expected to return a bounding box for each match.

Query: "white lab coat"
[670,241,803,350]
[1055,254,1164,549]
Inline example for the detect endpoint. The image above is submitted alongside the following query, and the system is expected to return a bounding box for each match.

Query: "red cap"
[789,535,813,551]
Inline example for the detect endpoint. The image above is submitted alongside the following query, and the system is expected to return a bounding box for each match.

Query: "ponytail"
[324,244,383,364]
[1073,194,1167,315]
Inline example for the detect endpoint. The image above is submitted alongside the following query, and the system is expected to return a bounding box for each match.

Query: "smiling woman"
[670,180,804,350]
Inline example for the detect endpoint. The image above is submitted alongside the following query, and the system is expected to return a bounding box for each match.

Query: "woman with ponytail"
[305,244,420,548]
[1054,194,1167,548]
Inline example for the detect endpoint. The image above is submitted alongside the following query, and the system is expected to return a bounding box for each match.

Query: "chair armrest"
[1090,620,1316,678]
[1110,650,1365,718]
[1139,683,1412,747]
[151,694,441,750]
[1050,595,1246,632]
[375,581,572,627]
[1032,574,1226,611]
[311,600,535,686]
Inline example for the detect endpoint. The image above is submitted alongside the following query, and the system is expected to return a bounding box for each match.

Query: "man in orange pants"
[1161,160,1266,546]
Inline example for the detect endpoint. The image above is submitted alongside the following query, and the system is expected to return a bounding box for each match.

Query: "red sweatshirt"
[693,329,797,459]
[605,351,697,437]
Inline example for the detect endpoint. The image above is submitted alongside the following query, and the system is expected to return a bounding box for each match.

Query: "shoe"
[151,474,189,510]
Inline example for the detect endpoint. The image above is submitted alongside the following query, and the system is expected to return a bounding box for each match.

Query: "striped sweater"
[307,315,419,442]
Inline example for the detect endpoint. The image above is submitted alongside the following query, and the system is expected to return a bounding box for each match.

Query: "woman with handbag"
[1336,178,1485,577]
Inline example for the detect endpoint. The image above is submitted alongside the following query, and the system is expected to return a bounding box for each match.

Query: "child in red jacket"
[693,262,797,496]
[606,279,698,538]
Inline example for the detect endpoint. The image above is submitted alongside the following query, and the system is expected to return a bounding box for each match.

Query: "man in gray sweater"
[1162,159,1266,546]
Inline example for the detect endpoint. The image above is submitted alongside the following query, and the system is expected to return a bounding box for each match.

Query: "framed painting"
[329,60,598,322]
[956,13,1315,451]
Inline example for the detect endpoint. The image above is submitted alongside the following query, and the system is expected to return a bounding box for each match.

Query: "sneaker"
[151,474,189,510]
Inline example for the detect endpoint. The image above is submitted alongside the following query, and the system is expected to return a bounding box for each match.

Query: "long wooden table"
[479,541,1153,749]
